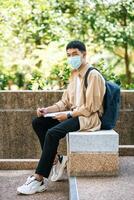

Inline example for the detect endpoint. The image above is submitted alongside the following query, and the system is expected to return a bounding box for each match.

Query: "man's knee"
[46,128,55,139]
[46,127,60,141]
[32,117,39,129]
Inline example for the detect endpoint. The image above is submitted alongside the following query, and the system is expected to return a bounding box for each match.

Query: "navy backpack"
[84,66,121,130]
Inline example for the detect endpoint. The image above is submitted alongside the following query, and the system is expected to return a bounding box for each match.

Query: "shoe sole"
[17,187,48,195]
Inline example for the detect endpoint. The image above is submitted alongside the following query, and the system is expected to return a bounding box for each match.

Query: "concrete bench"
[66,130,119,176]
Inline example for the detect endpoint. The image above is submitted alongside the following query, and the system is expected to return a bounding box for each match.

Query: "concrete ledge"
[119,145,134,156]
[69,177,79,200]
[0,159,39,170]
[68,130,119,153]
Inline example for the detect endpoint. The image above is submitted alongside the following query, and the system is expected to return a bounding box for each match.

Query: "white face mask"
[67,55,82,69]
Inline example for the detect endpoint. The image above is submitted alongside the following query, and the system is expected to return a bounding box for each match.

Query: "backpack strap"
[84,66,102,88]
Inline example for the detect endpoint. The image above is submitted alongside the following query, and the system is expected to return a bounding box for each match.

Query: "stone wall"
[0,90,134,159]
[115,91,134,145]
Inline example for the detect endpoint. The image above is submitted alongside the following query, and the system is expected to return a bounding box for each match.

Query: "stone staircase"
[0,90,134,200]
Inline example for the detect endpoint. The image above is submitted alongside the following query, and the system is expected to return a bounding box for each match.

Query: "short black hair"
[66,40,86,52]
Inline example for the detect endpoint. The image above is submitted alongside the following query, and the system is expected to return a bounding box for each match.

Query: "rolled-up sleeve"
[77,71,106,117]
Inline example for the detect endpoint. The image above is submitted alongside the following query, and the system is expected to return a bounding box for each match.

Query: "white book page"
[44,111,71,117]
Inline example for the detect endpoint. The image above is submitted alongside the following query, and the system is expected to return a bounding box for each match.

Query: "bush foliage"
[0,0,134,90]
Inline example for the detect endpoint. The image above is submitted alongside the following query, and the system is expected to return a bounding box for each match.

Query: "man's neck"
[78,61,88,72]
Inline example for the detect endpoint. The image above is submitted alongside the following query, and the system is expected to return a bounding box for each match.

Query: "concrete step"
[69,157,134,200]
[0,159,39,169]
[119,145,134,156]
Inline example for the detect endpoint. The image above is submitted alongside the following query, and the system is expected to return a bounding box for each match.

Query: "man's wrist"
[67,112,73,119]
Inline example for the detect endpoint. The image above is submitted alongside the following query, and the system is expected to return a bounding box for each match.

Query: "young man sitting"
[17,40,106,195]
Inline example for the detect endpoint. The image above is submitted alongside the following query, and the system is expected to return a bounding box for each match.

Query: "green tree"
[0,0,134,90]
[87,0,134,85]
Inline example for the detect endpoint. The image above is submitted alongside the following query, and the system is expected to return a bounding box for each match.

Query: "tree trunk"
[124,43,131,85]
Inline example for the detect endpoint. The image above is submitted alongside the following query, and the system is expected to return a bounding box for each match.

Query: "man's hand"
[37,107,48,117]
[53,113,68,122]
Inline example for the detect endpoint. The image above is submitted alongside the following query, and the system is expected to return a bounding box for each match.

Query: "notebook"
[44,111,71,117]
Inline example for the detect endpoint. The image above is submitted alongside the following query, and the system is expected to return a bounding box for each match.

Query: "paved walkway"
[77,157,134,200]
[0,170,68,200]
[1,157,134,200]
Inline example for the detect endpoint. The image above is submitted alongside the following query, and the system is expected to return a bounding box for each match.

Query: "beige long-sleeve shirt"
[52,64,106,131]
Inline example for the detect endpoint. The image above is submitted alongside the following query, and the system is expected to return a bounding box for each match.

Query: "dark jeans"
[32,116,80,178]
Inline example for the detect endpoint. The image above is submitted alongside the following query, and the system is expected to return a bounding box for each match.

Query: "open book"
[44,111,71,118]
